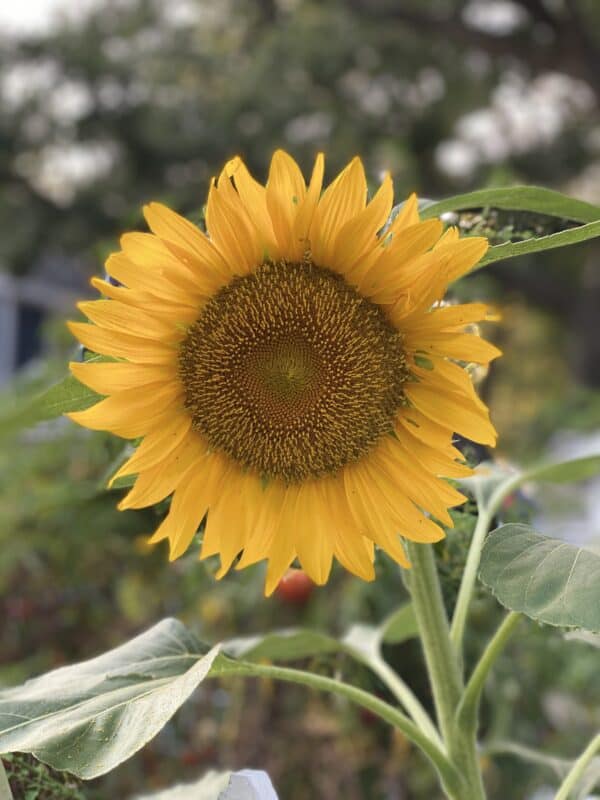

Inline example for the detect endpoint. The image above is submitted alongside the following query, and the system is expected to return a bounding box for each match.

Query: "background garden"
[1,1,599,798]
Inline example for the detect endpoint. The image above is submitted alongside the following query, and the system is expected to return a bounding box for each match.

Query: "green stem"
[369,654,444,750]
[406,541,488,800]
[0,758,13,800]
[450,475,522,654]
[555,731,600,800]
[457,612,522,732]
[482,740,571,774]
[405,541,463,744]
[223,659,461,796]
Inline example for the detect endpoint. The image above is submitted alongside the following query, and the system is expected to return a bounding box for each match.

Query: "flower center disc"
[179,260,408,482]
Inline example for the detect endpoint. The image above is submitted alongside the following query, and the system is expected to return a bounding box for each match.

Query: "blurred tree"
[1,0,599,385]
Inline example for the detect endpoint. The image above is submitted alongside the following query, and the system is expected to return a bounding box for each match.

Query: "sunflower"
[68,151,499,594]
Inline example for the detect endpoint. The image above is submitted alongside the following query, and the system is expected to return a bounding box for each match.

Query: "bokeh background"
[1,1,599,798]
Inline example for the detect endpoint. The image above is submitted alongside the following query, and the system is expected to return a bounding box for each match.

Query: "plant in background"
[1,156,600,799]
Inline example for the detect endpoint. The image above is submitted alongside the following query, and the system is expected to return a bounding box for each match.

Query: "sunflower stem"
[406,541,487,799]
[450,474,522,657]
[223,658,462,796]
[405,541,463,742]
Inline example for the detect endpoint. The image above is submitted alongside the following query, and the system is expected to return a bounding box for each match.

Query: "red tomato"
[275,569,315,605]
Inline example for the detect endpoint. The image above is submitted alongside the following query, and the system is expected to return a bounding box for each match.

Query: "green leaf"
[420,186,600,224]
[523,455,600,484]
[342,624,382,660]
[0,760,13,800]
[0,613,428,784]
[417,187,600,269]
[381,603,419,645]
[132,771,232,799]
[223,629,341,662]
[109,474,137,490]
[0,619,220,779]
[478,219,600,268]
[0,364,103,439]
[564,630,600,648]
[479,524,600,632]
[461,455,600,517]
[224,603,417,666]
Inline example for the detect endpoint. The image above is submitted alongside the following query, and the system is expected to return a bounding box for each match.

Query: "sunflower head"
[68,150,500,594]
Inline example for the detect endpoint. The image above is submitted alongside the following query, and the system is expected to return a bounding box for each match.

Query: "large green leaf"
[0,610,425,784]
[421,186,600,224]
[479,524,600,632]
[0,619,220,779]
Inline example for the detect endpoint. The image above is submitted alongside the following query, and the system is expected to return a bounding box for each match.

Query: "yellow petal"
[293,482,333,585]
[205,175,263,271]
[226,157,279,258]
[67,381,183,438]
[109,414,191,484]
[396,407,456,449]
[105,252,191,304]
[434,226,459,246]
[377,436,467,517]
[407,331,502,363]
[118,435,207,510]
[89,278,200,321]
[143,202,230,280]
[333,531,375,581]
[344,463,413,564]
[264,491,298,596]
[205,468,263,577]
[403,302,489,334]
[153,451,230,560]
[77,300,182,342]
[442,236,488,282]
[120,232,207,297]
[411,357,487,412]
[235,481,286,569]
[405,382,497,446]
[67,321,176,364]
[330,172,394,274]
[266,150,307,254]
[385,193,420,236]
[395,422,472,479]
[293,152,324,258]
[69,360,177,395]
[310,157,367,267]
[364,220,444,300]
[364,442,455,533]
[148,471,206,558]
